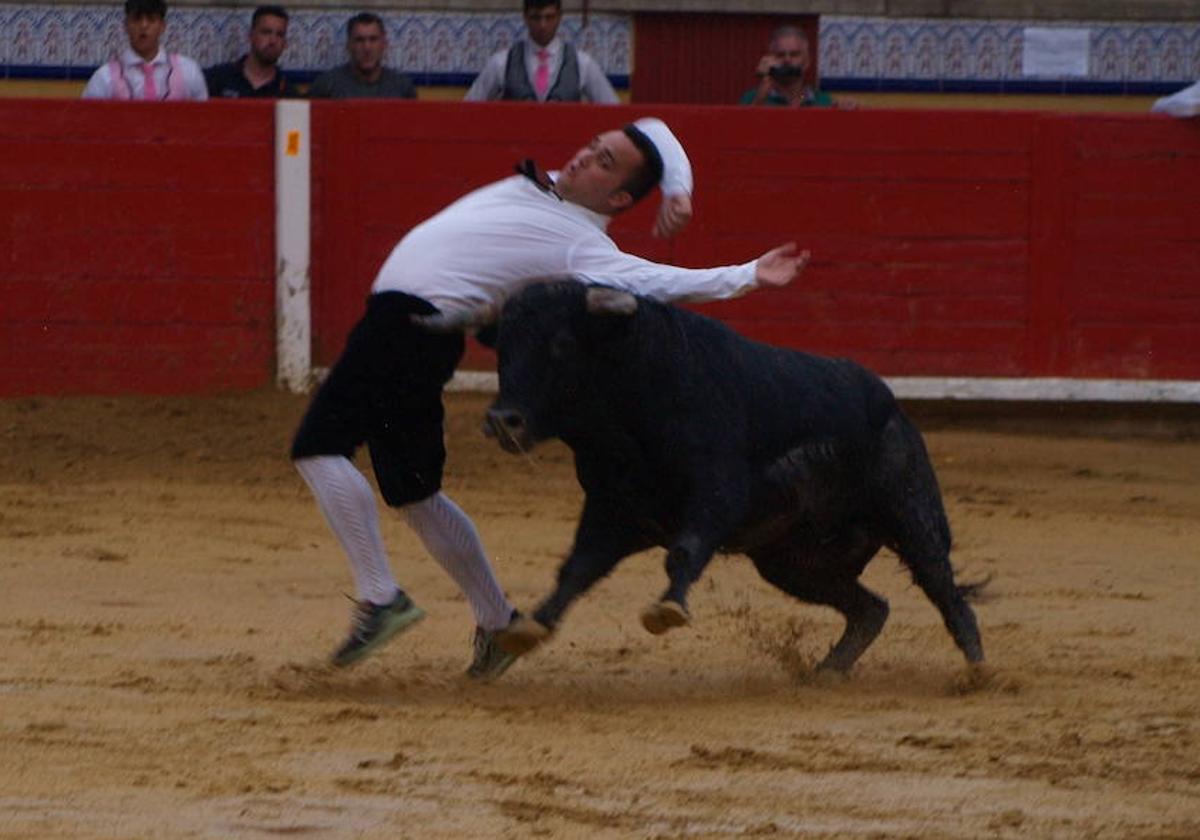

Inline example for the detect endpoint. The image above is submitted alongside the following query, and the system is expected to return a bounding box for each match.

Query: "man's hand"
[755,242,810,289]
[755,54,780,77]
[748,54,781,105]
[653,193,693,238]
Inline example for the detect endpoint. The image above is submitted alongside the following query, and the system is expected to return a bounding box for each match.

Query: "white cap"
[632,117,694,197]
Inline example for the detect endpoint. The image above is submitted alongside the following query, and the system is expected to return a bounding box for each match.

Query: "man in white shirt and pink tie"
[464,0,619,103]
[82,0,207,101]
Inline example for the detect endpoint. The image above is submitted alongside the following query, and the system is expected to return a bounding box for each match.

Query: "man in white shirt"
[290,117,809,683]
[1151,79,1200,118]
[82,0,207,101]
[464,0,618,103]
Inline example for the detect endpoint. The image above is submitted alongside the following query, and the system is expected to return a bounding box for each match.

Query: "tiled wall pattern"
[1,5,1196,91]
[821,16,1200,90]
[0,6,631,81]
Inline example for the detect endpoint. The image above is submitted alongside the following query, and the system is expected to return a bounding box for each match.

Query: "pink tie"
[141,62,158,100]
[534,49,550,99]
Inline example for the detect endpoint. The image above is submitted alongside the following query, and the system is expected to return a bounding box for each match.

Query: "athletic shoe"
[465,611,521,682]
[331,590,425,668]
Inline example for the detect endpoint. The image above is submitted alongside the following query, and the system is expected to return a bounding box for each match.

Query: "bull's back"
[654,305,899,457]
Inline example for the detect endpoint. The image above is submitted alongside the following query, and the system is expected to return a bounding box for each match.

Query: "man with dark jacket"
[205,5,294,98]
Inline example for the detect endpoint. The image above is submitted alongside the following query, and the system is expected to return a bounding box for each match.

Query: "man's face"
[554,130,643,215]
[249,13,288,66]
[771,33,809,73]
[523,4,562,48]
[124,13,165,60]
[348,22,386,74]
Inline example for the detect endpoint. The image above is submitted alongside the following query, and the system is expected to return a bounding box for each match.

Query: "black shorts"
[290,292,465,506]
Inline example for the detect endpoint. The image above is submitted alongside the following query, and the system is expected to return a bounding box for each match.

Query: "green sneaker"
[331,590,425,668]
[465,612,521,683]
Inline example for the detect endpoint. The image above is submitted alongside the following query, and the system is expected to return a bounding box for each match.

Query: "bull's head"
[486,282,638,454]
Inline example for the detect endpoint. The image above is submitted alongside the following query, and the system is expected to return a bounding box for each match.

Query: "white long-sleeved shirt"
[1151,79,1200,117]
[464,36,619,104]
[82,47,208,101]
[372,174,756,313]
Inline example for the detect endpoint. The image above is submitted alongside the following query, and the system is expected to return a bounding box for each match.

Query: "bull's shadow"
[442,281,986,678]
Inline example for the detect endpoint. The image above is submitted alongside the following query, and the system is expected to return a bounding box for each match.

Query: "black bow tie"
[516,158,561,200]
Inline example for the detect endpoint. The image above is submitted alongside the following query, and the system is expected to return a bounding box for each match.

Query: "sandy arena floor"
[0,389,1197,839]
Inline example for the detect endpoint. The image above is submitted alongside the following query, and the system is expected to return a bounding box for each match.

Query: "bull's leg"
[645,470,752,635]
[498,498,651,656]
[751,529,889,673]
[641,535,721,635]
[877,412,985,666]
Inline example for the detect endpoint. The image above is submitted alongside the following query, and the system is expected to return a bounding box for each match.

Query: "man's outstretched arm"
[755,242,810,289]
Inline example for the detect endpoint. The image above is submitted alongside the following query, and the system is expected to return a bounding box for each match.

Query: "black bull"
[478,281,985,674]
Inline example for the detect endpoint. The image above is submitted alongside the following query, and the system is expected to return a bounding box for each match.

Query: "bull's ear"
[585,287,638,317]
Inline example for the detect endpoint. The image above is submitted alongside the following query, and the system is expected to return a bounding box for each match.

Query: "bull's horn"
[410,302,496,333]
[585,287,638,316]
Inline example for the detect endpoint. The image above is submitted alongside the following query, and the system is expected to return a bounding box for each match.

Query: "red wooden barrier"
[631,13,820,106]
[0,99,276,396]
[2,99,1198,397]
[312,100,1200,380]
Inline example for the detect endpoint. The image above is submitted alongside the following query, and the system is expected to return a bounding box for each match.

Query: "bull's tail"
[875,411,985,665]
[956,573,994,604]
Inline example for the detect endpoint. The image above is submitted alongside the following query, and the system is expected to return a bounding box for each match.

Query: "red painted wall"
[631,13,820,106]
[0,99,275,396]
[3,99,1198,397]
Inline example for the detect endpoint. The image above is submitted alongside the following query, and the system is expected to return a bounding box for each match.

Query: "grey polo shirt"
[308,64,417,99]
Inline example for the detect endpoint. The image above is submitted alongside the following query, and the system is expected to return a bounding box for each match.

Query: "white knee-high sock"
[295,455,399,605]
[400,492,514,631]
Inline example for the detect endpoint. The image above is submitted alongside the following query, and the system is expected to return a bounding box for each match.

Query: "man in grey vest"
[464,0,618,103]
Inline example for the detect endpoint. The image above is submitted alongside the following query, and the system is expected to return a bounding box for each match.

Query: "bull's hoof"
[641,600,690,635]
[947,662,996,695]
[496,616,552,655]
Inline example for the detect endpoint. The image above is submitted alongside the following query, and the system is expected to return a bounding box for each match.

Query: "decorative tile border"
[819,16,1200,92]
[2,6,1196,93]
[0,5,631,84]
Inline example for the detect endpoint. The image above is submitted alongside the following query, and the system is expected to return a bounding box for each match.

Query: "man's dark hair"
[524,0,562,11]
[620,124,664,203]
[124,0,166,18]
[346,11,385,35]
[252,5,288,26]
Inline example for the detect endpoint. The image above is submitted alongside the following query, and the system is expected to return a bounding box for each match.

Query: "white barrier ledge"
[886,377,1200,403]
[445,372,1200,403]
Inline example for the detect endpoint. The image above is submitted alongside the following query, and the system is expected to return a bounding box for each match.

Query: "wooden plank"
[713,147,1030,183]
[708,180,1029,239]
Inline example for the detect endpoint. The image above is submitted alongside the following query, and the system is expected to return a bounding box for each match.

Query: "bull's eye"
[550,330,576,360]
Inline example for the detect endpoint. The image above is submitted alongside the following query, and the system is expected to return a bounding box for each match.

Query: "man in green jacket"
[740,26,837,108]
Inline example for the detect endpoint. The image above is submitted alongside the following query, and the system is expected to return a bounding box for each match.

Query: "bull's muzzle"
[484,407,533,454]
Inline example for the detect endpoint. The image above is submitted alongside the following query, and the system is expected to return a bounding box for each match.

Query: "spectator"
[465,0,618,103]
[205,5,294,98]
[307,13,416,99]
[740,26,835,108]
[82,0,207,100]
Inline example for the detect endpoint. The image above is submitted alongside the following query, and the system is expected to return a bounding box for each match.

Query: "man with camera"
[740,26,836,108]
